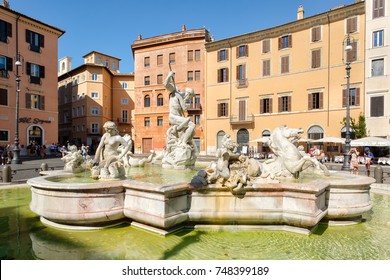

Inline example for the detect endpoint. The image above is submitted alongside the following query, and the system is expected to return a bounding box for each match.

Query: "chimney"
[297,4,304,20]
[182,24,186,31]
[137,34,142,40]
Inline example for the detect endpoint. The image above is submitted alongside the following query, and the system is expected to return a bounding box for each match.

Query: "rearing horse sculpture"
[260,125,329,179]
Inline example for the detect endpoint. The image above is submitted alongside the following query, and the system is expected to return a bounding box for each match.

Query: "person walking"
[348,147,359,175]
[364,147,374,177]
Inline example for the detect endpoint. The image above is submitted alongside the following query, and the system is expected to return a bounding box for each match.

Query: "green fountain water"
[1,186,389,260]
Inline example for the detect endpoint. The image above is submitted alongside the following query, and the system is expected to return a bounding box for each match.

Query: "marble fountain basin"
[28,170,375,234]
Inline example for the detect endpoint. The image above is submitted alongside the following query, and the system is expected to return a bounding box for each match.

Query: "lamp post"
[11,52,22,164]
[341,33,352,171]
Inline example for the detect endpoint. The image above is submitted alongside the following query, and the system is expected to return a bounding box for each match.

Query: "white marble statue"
[162,71,197,169]
[91,121,131,179]
[61,144,85,173]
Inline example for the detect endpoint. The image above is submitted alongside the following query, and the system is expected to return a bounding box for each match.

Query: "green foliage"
[340,113,368,139]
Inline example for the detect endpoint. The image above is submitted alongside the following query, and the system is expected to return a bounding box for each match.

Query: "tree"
[341,113,368,139]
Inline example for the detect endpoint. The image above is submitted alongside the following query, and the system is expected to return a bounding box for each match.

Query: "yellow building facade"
[58,51,135,150]
[0,5,64,154]
[204,2,365,155]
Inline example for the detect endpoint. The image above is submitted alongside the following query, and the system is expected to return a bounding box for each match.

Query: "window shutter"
[355,88,360,106]
[40,34,44,48]
[6,22,12,37]
[319,92,323,109]
[245,45,248,56]
[26,93,31,109]
[226,49,229,60]
[26,62,31,75]
[41,96,45,110]
[25,29,30,43]
[269,98,273,113]
[225,68,229,82]
[260,99,264,114]
[342,89,347,107]
[308,93,313,110]
[278,97,282,112]
[6,56,13,71]
[39,65,45,78]
[239,100,246,120]
[217,51,221,62]
[236,65,240,80]
[218,103,222,117]
[236,46,239,58]
[278,37,282,50]
[217,69,221,83]
[288,96,291,112]
[288,35,292,48]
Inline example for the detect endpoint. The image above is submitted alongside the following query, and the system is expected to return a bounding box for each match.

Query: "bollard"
[40,162,48,171]
[2,165,12,183]
[374,165,383,183]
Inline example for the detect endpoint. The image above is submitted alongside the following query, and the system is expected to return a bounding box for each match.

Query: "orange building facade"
[0,5,64,153]
[204,2,366,155]
[131,26,211,154]
[58,51,135,149]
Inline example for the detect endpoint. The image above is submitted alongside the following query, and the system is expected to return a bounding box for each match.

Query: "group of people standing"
[348,147,374,176]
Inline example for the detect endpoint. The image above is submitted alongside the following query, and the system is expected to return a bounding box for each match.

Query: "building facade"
[0,5,64,153]
[365,0,390,139]
[204,2,366,155]
[57,51,134,150]
[131,26,211,154]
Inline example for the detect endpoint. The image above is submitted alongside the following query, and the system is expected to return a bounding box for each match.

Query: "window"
[91,107,99,115]
[144,95,150,107]
[218,102,228,117]
[238,100,246,121]
[218,49,228,61]
[370,96,384,117]
[372,58,384,76]
[157,116,163,126]
[311,26,321,42]
[373,0,385,18]
[237,45,248,58]
[308,125,324,140]
[0,19,11,43]
[195,70,200,81]
[144,76,150,86]
[236,64,246,81]
[144,117,150,127]
[157,74,163,84]
[373,30,384,47]
[262,59,270,76]
[262,39,270,53]
[91,73,98,81]
[122,110,128,123]
[346,17,357,34]
[27,62,45,84]
[311,49,321,69]
[91,123,99,134]
[279,35,292,49]
[144,57,150,67]
[112,62,117,71]
[104,60,109,67]
[187,71,194,81]
[195,50,201,61]
[157,54,163,65]
[281,56,289,74]
[157,94,164,106]
[91,92,99,98]
[260,98,272,114]
[122,82,128,89]
[217,68,229,83]
[169,53,175,64]
[0,88,7,106]
[26,93,45,110]
[308,92,323,110]
[343,88,360,107]
[0,55,12,78]
[278,95,291,112]
[0,130,9,141]
[26,29,44,52]
[194,115,200,125]
[188,50,193,62]
[121,98,128,105]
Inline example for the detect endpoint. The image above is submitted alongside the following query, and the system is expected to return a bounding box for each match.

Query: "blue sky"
[10,0,355,73]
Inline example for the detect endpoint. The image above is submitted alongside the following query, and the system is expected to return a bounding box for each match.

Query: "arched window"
[307,125,324,140]
[341,126,356,139]
[217,131,225,149]
[144,95,150,107]
[237,128,249,153]
[157,94,163,106]
[262,129,271,137]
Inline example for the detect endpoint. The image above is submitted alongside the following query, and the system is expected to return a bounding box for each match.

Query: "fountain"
[27,71,375,235]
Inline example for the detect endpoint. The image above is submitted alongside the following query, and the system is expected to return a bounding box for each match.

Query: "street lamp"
[11,52,22,164]
[341,33,353,171]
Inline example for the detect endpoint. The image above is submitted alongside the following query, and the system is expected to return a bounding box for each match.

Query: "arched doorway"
[236,128,249,154]
[216,130,225,149]
[28,125,43,145]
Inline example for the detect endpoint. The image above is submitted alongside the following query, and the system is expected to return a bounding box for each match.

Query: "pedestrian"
[364,147,374,177]
[348,147,359,175]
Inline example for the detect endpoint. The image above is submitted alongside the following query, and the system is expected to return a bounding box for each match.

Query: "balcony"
[117,118,130,124]
[230,114,254,125]
[186,103,202,112]
[236,78,248,88]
